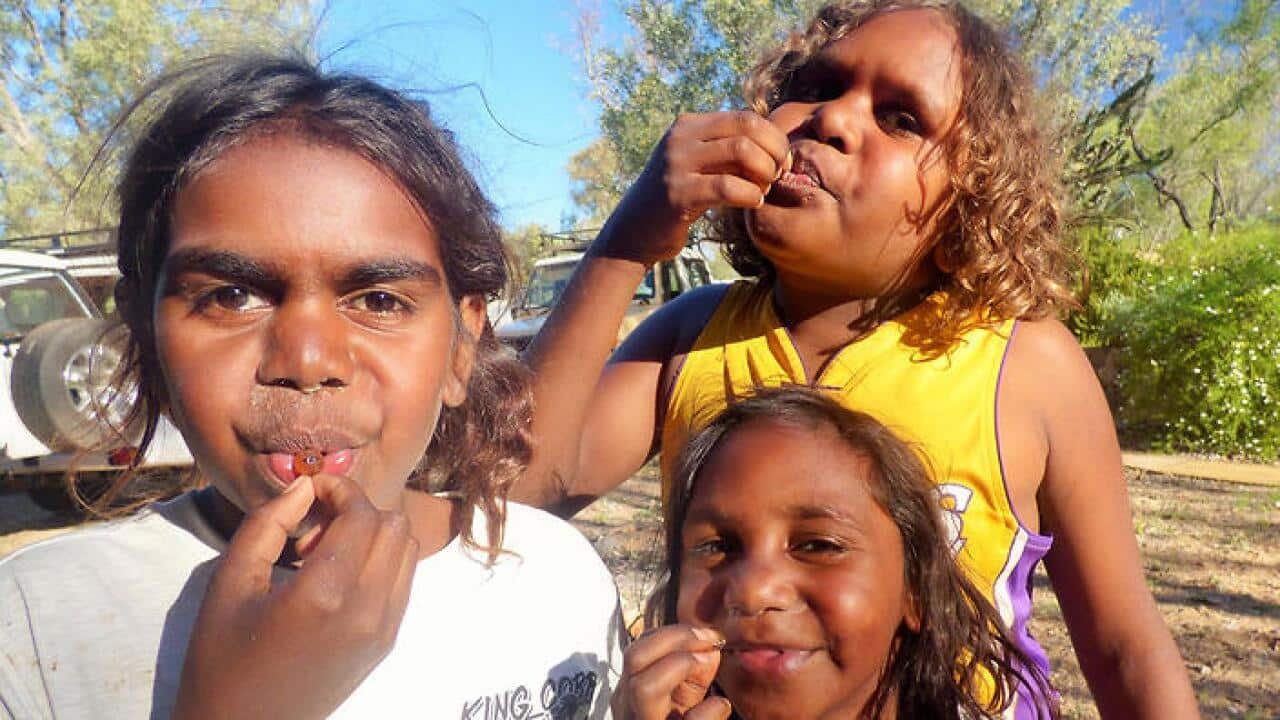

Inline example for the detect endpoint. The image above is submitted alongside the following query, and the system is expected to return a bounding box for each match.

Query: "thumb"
[210,477,316,600]
[686,696,732,720]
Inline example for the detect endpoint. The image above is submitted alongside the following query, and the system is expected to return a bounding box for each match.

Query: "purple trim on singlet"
[994,319,1058,717]
[659,354,689,430]
[1009,532,1056,719]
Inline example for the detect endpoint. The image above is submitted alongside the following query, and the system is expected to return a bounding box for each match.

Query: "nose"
[723,551,799,617]
[257,298,354,393]
[806,94,866,155]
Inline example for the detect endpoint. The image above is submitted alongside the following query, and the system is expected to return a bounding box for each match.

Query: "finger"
[384,534,419,630]
[673,173,769,210]
[680,137,780,190]
[353,511,416,618]
[686,696,733,720]
[630,652,717,716]
[292,474,381,599]
[211,476,316,598]
[625,625,724,678]
[699,111,791,170]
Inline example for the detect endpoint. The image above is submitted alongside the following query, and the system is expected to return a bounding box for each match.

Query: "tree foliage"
[569,0,1279,236]
[0,0,317,237]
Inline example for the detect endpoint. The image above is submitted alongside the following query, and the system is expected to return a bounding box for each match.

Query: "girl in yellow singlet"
[517,2,1198,718]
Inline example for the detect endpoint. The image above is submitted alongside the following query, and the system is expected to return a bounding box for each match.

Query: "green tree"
[0,0,317,237]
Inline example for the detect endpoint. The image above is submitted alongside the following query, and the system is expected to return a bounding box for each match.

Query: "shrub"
[1087,224,1280,461]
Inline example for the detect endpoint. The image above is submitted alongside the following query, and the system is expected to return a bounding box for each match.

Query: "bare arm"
[1011,320,1199,719]
[513,112,789,515]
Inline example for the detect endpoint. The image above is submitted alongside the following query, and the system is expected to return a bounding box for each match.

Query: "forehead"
[806,9,962,115]
[169,133,442,270]
[688,421,884,520]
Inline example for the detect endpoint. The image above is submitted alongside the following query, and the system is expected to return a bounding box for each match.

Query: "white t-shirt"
[0,493,624,719]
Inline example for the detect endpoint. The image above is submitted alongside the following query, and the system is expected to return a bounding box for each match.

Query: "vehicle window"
[661,262,682,300]
[0,269,91,338]
[522,263,577,310]
[78,276,120,319]
[634,268,656,303]
[685,258,710,288]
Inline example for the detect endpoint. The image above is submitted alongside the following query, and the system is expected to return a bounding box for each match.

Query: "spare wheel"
[11,318,142,451]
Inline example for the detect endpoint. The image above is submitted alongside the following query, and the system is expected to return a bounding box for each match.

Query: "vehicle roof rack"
[537,228,598,254]
[0,228,116,257]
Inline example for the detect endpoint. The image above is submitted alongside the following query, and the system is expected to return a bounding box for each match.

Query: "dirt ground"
[1,467,1275,718]
[571,464,1280,720]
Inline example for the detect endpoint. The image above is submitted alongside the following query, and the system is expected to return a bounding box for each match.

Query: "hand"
[172,474,419,720]
[597,111,790,266]
[615,624,732,720]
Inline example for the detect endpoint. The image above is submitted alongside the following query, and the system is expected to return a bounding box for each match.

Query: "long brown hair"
[659,387,1058,719]
[717,1,1076,353]
[83,55,531,560]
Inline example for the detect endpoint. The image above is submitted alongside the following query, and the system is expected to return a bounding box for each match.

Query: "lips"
[723,643,818,678]
[266,448,355,486]
[767,151,828,206]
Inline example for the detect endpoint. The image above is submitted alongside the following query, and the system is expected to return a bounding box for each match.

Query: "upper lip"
[244,426,365,454]
[785,142,837,193]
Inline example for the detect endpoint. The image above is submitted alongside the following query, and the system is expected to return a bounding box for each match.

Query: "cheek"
[674,568,721,626]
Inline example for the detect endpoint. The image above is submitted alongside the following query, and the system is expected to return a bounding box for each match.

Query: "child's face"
[155,133,483,515]
[676,420,912,720]
[749,8,963,299]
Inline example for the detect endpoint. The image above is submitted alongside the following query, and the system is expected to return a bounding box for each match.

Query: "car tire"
[11,318,141,452]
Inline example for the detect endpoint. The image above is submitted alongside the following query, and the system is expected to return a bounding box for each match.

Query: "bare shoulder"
[1004,317,1099,414]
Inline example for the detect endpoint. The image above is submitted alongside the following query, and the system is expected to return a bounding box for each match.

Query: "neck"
[771,275,934,348]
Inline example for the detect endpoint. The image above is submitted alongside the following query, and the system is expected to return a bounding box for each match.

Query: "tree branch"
[1129,127,1195,231]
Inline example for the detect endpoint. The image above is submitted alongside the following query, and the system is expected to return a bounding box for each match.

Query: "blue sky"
[314,0,1203,233]
[317,1,626,232]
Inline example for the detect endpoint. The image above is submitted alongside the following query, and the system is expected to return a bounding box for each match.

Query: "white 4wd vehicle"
[496,245,715,351]
[1,237,191,509]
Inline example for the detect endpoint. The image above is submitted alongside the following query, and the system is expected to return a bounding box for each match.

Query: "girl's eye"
[793,537,848,556]
[197,285,268,313]
[878,108,922,136]
[348,290,410,316]
[686,537,730,560]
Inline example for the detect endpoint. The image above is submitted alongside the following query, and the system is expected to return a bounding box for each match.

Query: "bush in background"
[1079,224,1279,461]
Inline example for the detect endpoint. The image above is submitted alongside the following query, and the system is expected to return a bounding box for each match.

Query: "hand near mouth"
[172,473,419,720]
[615,624,732,720]
[597,110,791,267]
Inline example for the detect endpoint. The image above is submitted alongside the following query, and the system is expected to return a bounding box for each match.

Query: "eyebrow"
[340,258,443,290]
[683,502,863,527]
[162,248,444,291]
[786,503,861,524]
[163,248,283,293]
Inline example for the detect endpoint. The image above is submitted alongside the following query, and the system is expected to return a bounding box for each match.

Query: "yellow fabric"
[661,279,1022,601]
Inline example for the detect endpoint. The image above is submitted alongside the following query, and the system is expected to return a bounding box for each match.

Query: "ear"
[441,294,486,408]
[931,242,957,275]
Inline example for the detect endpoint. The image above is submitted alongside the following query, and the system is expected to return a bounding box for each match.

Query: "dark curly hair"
[87,54,531,561]
[717,1,1076,351]
[657,387,1058,719]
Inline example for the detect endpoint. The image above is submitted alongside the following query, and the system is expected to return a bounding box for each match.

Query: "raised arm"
[1011,319,1199,719]
[513,112,789,515]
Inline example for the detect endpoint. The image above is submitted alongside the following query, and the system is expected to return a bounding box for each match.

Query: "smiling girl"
[519,1,1197,717]
[617,388,1055,720]
[0,56,620,719]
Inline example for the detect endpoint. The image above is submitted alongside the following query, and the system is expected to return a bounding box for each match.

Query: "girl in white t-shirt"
[0,55,620,720]
[616,387,1056,720]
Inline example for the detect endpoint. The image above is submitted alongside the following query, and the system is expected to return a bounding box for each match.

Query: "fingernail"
[285,476,308,493]
[755,191,766,209]
[693,651,717,664]
[785,149,793,171]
